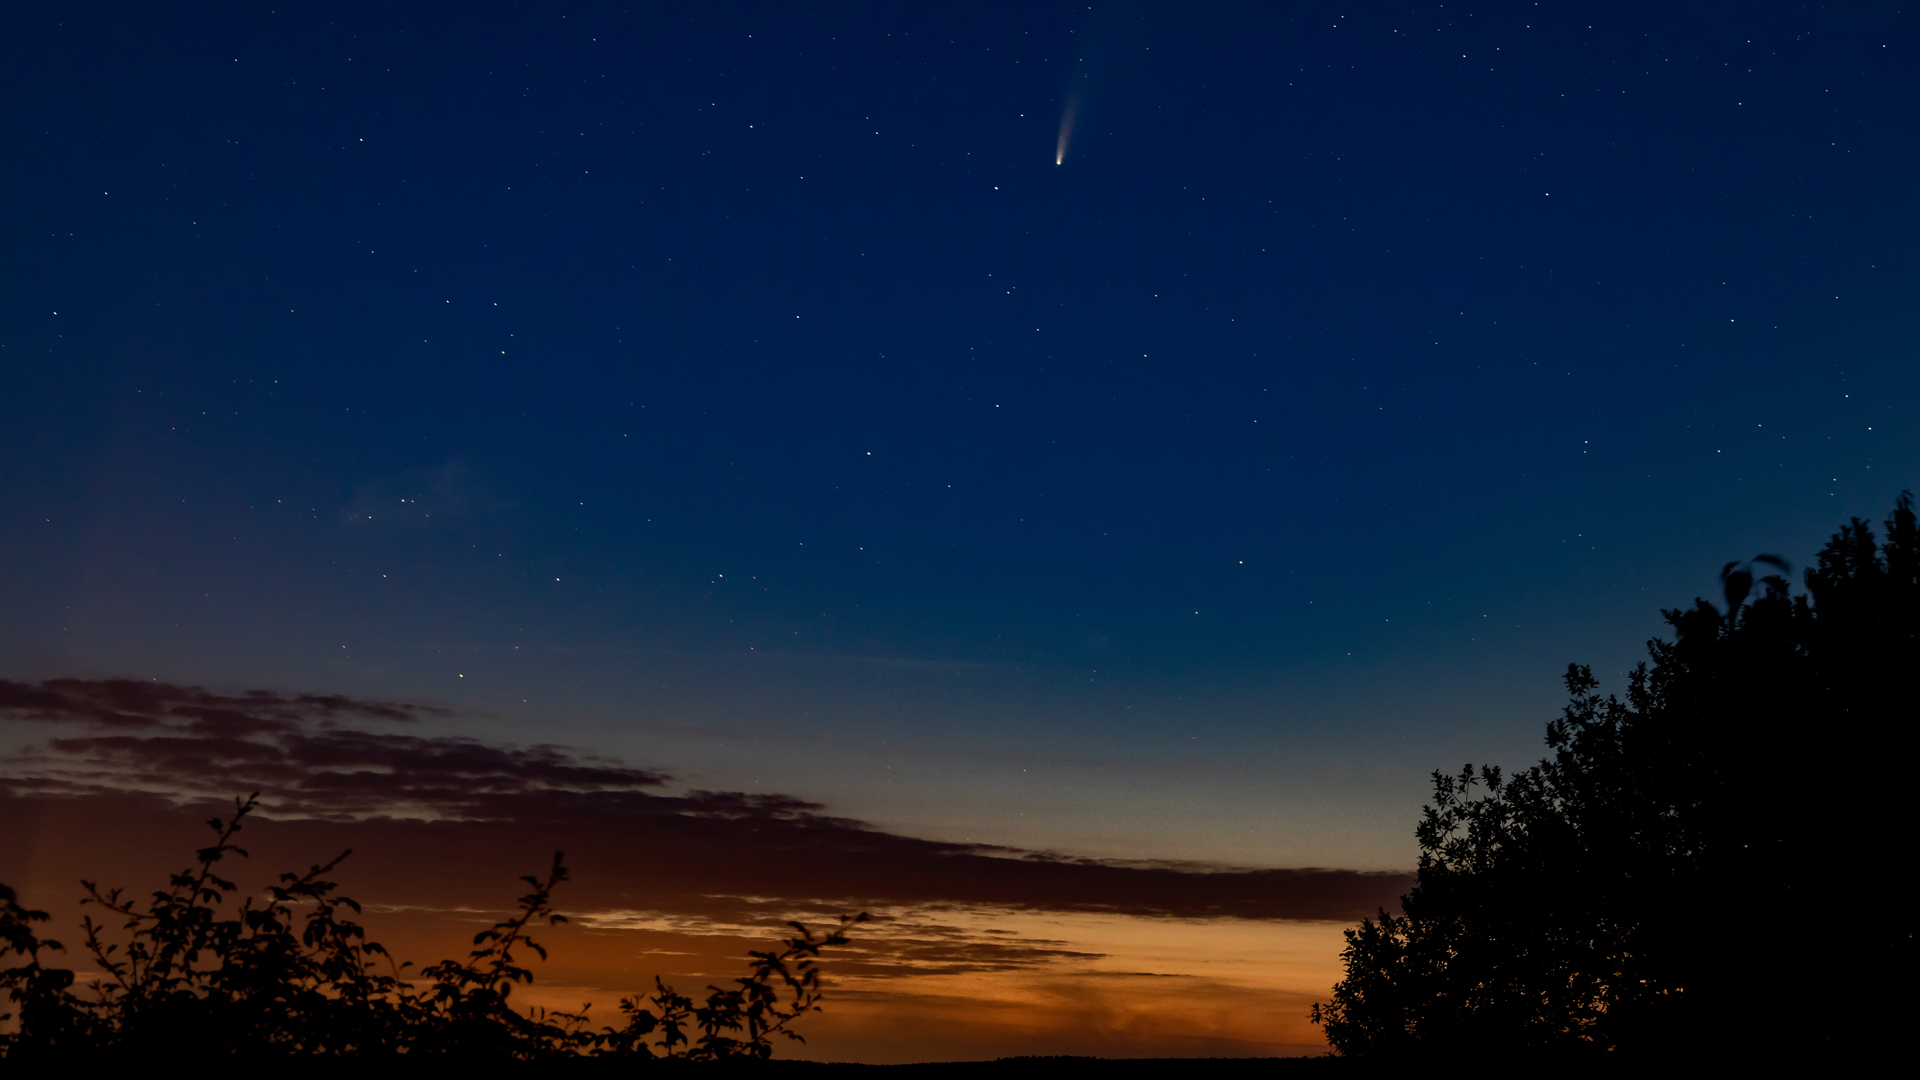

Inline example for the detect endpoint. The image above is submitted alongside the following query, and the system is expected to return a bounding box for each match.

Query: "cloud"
[0,677,431,729]
[1,678,1410,923]
[569,907,1110,977]
[341,458,512,528]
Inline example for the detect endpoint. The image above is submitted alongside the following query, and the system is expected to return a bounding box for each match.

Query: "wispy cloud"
[2,678,1408,922]
[341,458,512,528]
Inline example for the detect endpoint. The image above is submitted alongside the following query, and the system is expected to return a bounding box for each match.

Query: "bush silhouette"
[1313,494,1918,1061]
[0,795,864,1060]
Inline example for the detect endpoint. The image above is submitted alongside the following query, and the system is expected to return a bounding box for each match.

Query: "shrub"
[0,794,864,1060]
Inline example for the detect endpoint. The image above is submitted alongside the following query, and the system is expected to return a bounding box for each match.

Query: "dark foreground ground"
[736,1059,1344,1074]
[66,1056,1357,1076]
[222,1056,1419,1077]
[6,1053,1686,1074]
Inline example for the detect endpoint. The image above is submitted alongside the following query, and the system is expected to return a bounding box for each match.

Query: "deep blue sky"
[3,1,1914,868]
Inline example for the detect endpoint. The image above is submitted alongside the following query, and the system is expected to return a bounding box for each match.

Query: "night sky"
[3,1,1916,1060]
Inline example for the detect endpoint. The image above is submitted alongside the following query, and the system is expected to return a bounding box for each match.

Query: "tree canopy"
[1314,494,1918,1061]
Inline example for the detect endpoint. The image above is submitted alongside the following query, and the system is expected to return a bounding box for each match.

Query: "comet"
[1055,99,1077,165]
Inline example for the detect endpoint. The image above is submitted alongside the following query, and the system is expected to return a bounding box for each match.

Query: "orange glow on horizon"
[496,906,1345,1061]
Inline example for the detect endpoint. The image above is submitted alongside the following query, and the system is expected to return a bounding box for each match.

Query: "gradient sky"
[3,1,1916,1060]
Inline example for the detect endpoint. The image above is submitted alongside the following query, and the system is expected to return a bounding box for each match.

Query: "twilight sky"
[2,0,1916,1060]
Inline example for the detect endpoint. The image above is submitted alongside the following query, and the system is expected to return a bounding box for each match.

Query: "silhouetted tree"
[1314,494,1918,1061]
[0,794,864,1060]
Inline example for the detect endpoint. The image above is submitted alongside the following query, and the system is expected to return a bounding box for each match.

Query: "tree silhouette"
[0,794,864,1060]
[1314,494,1918,1061]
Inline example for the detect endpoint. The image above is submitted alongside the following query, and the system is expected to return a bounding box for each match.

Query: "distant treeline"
[1314,494,1918,1062]
[0,798,861,1060]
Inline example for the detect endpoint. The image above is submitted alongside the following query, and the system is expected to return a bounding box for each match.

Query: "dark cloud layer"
[1,678,1408,922]
[0,677,433,728]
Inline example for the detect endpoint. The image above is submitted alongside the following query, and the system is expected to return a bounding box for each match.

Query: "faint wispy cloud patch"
[342,458,513,528]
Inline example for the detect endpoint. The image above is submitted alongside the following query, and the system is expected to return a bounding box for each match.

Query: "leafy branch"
[0,794,862,1061]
